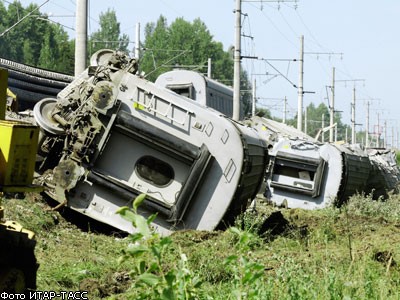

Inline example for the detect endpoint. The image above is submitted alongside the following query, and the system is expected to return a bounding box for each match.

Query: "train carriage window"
[270,151,326,198]
[135,156,175,187]
[166,84,194,99]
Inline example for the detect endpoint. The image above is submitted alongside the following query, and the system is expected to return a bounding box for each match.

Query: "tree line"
[0,1,354,134]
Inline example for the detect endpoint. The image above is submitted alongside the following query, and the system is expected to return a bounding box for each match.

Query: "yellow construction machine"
[0,68,39,292]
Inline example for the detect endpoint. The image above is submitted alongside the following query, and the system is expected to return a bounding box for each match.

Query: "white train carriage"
[155,69,244,119]
[33,50,267,234]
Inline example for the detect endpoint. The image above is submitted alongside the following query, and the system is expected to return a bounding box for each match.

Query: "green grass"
[1,193,400,299]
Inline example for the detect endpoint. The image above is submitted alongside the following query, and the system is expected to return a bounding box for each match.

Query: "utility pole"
[362,98,380,148]
[283,96,287,124]
[300,46,342,134]
[252,78,256,117]
[134,22,141,75]
[384,120,387,148]
[366,101,370,147]
[74,0,87,77]
[304,106,307,134]
[321,113,325,142]
[335,125,338,142]
[233,0,242,121]
[297,35,304,131]
[235,0,297,121]
[351,85,356,144]
[377,112,380,148]
[135,23,140,60]
[329,67,335,142]
[334,79,365,144]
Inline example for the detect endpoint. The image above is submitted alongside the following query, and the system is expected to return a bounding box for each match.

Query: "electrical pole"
[283,96,287,124]
[297,35,304,131]
[384,120,387,148]
[329,67,335,142]
[321,113,325,142]
[252,78,256,117]
[351,85,356,144]
[233,0,242,121]
[304,106,307,135]
[334,79,365,144]
[377,112,380,148]
[357,98,379,148]
[335,125,338,142]
[237,0,298,121]
[135,22,140,60]
[134,22,141,75]
[366,101,370,148]
[74,0,87,77]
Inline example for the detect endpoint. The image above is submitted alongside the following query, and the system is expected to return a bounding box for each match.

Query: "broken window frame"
[270,151,326,198]
[165,83,194,100]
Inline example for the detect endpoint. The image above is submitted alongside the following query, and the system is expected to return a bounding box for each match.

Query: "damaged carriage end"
[33,49,268,235]
[248,116,400,209]
[260,134,400,210]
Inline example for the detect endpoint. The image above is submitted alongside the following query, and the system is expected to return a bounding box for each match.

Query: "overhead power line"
[0,0,49,37]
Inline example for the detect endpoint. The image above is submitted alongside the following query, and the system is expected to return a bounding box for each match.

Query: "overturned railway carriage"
[367,149,400,198]
[248,117,400,209]
[263,139,371,209]
[33,51,268,234]
[262,137,400,209]
[155,69,242,119]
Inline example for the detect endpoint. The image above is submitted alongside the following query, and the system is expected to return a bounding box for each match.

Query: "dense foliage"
[1,2,254,115]
[0,1,74,74]
[140,15,253,116]
[302,102,350,141]
[88,8,129,58]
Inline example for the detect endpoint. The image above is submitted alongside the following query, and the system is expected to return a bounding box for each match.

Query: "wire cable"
[0,0,49,37]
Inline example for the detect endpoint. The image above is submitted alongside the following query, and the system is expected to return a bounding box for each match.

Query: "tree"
[88,8,129,58]
[140,15,171,78]
[289,102,350,141]
[38,30,56,69]
[0,2,74,74]
[141,15,252,116]
[304,102,329,137]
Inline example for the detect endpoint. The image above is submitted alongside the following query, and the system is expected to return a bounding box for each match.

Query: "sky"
[10,0,400,145]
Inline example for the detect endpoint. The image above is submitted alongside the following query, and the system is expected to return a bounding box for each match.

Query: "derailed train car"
[33,50,268,234]
[263,138,371,209]
[248,116,400,209]
[155,69,243,119]
[367,148,400,198]
[154,71,400,210]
